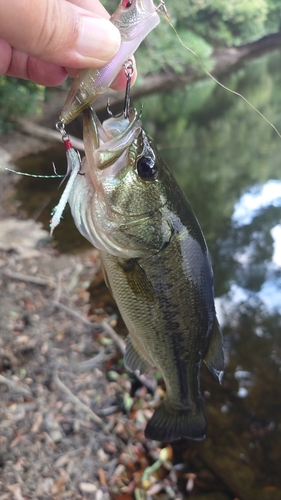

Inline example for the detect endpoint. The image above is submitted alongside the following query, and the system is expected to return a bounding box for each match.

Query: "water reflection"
[15,49,281,497]
[16,145,92,253]
[202,298,281,498]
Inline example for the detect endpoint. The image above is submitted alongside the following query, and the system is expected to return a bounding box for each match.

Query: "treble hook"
[123,58,134,119]
[106,58,135,119]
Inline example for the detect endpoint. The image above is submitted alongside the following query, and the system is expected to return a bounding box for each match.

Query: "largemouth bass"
[60,0,160,125]
[68,108,224,442]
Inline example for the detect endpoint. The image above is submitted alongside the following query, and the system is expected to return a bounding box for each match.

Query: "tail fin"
[145,399,206,442]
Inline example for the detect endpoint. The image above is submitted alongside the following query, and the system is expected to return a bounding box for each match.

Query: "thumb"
[0,0,121,68]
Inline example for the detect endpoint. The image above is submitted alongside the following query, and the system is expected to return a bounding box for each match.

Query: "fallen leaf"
[7,484,24,500]
[146,483,164,495]
[31,413,43,433]
[113,495,134,500]
[51,475,66,496]
[98,468,107,487]
[79,483,97,493]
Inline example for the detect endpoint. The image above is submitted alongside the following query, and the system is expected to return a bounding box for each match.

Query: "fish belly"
[99,230,216,442]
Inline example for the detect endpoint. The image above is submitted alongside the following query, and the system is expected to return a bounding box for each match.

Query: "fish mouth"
[83,107,141,176]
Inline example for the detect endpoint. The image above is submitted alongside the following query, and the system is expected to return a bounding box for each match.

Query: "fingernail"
[77,18,121,61]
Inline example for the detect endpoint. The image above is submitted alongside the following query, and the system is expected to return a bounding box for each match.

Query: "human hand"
[0,0,136,89]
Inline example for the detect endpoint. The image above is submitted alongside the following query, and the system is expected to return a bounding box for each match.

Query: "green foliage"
[102,0,281,76]
[186,0,269,44]
[265,0,281,33]
[136,26,213,76]
[172,0,281,45]
[0,76,44,134]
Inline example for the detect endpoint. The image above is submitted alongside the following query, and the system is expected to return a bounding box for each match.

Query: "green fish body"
[68,108,224,442]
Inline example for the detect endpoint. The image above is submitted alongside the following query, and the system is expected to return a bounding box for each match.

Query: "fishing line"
[0,165,64,178]
[163,12,281,140]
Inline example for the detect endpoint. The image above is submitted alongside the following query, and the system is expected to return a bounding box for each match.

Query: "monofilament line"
[0,165,64,178]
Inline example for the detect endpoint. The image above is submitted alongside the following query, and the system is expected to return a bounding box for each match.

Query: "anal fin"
[203,317,225,384]
[124,336,154,374]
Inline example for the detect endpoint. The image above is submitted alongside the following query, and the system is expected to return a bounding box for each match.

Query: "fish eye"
[136,155,158,180]
[122,0,133,7]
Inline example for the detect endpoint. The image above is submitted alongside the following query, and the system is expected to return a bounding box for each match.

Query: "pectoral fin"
[124,336,154,374]
[118,258,155,303]
[203,317,225,384]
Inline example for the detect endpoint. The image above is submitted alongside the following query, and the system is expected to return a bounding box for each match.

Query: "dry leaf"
[7,484,24,500]
[51,475,66,496]
[113,495,134,500]
[79,482,98,493]
[98,468,107,487]
[146,483,163,495]
[31,413,43,433]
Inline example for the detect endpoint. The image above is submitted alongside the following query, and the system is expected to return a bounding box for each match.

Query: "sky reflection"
[232,180,281,225]
[218,179,281,312]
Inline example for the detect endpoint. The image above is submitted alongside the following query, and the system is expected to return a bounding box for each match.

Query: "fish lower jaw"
[79,213,146,258]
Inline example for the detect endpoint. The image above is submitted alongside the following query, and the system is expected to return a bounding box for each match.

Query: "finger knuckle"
[35,1,79,60]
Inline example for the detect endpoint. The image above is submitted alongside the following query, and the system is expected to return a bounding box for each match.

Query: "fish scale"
[68,107,225,442]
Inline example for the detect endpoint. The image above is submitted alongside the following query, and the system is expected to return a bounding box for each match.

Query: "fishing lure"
[60,0,161,124]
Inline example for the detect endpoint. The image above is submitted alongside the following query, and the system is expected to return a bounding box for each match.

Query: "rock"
[0,217,50,256]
